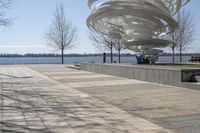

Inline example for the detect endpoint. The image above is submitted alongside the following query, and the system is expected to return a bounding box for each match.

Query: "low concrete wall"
[81,63,200,89]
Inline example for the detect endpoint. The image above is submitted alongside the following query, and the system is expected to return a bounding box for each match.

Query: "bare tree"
[88,30,115,63]
[176,10,194,62]
[113,40,124,63]
[160,10,195,63]
[159,30,179,63]
[45,4,78,64]
[0,0,13,28]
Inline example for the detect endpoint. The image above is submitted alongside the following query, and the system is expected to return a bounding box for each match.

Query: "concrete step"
[67,66,81,70]
[74,63,81,67]
[195,76,200,82]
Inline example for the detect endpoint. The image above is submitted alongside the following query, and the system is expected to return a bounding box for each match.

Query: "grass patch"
[180,64,200,68]
[155,63,200,68]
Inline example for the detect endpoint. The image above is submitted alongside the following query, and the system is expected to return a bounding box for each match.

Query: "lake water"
[0,55,191,64]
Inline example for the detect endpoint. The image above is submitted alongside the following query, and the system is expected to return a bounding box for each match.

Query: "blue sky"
[0,0,199,54]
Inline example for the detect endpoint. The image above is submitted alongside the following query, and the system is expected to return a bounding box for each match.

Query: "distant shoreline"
[0,55,192,64]
[0,53,197,58]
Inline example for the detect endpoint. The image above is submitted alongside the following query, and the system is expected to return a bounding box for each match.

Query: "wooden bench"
[189,54,200,63]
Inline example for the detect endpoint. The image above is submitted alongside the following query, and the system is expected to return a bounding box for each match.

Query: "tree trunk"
[61,49,64,64]
[118,48,121,63]
[172,47,175,64]
[111,42,113,64]
[172,43,175,64]
[180,45,182,63]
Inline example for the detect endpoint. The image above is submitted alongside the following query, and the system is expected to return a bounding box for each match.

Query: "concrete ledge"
[81,63,200,90]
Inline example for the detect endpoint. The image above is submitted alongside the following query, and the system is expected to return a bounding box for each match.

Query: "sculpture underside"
[87,0,191,63]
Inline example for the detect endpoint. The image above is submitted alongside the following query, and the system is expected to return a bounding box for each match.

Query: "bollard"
[103,53,106,63]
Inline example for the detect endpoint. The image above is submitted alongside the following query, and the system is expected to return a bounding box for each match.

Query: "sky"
[0,0,199,54]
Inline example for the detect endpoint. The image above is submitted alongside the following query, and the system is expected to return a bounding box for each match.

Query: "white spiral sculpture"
[87,0,191,63]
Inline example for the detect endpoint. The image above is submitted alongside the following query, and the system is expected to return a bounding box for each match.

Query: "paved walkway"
[1,65,200,133]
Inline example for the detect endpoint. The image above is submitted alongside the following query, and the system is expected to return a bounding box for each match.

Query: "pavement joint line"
[65,80,148,88]
[51,74,116,80]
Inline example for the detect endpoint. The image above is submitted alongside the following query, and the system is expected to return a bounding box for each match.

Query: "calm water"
[0,55,191,64]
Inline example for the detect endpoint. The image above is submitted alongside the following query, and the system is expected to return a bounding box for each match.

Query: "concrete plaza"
[0,65,200,133]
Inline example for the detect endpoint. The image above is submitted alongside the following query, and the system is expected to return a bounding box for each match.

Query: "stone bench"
[189,54,200,63]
